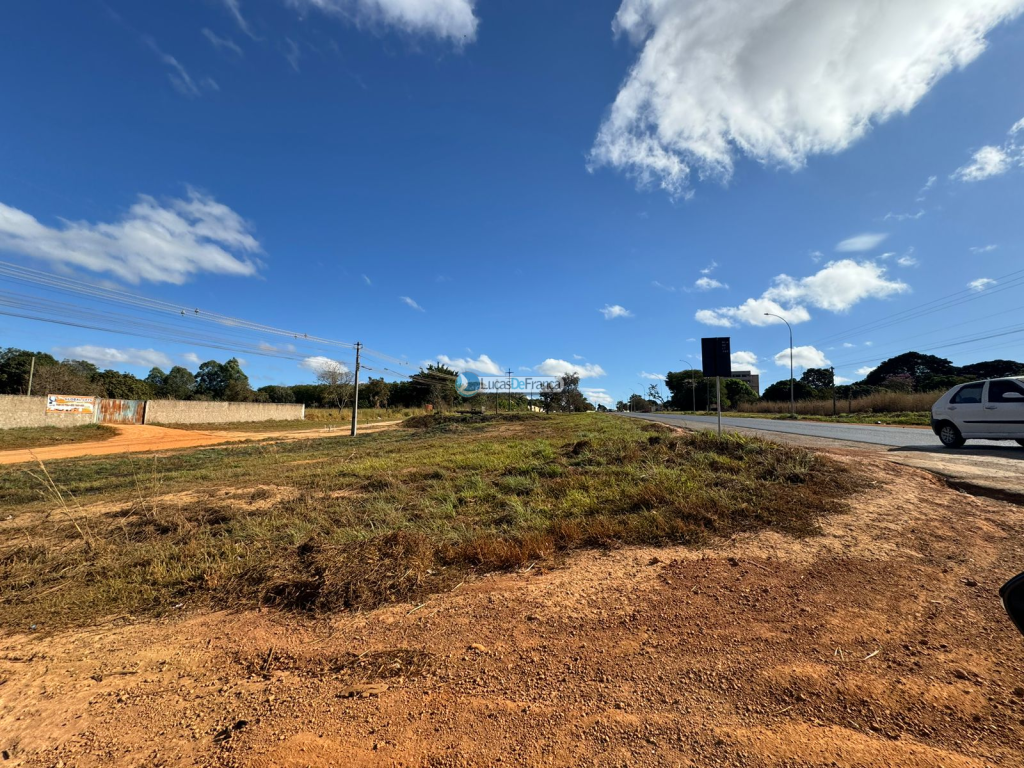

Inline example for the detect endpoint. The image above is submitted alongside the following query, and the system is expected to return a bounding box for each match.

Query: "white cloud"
[535,359,607,379]
[842,342,855,349]
[143,37,217,98]
[864,341,874,347]
[589,0,1024,196]
[572,354,585,360]
[700,261,718,275]
[775,345,830,371]
[201,28,243,56]
[897,254,918,267]
[856,365,876,376]
[54,345,173,370]
[400,296,425,311]
[883,210,925,222]
[362,274,372,286]
[917,175,938,200]
[582,388,614,406]
[651,280,675,292]
[695,276,727,291]
[696,298,811,328]
[699,259,906,328]
[836,233,888,253]
[432,354,502,376]
[181,352,201,365]
[300,356,349,374]
[221,0,255,37]
[763,260,908,312]
[952,145,1012,181]
[258,341,296,353]
[289,0,478,43]
[0,189,261,285]
[834,375,852,384]
[284,37,302,72]
[809,250,824,263]
[729,350,761,375]
[969,244,998,253]
[639,371,665,380]
[599,304,633,320]
[968,277,997,292]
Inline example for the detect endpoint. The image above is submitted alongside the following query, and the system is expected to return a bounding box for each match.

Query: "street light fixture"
[764,312,795,416]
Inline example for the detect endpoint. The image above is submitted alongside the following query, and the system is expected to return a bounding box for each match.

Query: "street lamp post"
[764,312,795,416]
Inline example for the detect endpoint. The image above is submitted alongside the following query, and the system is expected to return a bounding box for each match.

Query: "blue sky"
[2,0,1024,407]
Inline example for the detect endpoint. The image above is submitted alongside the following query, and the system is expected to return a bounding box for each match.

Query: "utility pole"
[350,343,361,436]
[507,368,513,412]
[830,366,837,417]
[764,313,794,416]
[27,355,35,397]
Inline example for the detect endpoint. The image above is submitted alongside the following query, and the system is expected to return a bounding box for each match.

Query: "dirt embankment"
[1,456,1023,767]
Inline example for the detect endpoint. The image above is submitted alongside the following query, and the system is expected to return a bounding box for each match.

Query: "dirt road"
[2,455,1023,767]
[0,422,402,466]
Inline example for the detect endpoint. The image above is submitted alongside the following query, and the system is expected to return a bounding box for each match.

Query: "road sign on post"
[701,337,731,436]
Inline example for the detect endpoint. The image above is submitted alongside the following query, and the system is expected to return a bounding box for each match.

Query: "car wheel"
[938,422,966,448]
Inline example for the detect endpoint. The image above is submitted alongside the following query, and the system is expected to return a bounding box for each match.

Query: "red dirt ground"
[0,422,401,466]
[1,456,1023,767]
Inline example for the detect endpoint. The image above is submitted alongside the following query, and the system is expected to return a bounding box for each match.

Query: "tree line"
[0,348,599,412]
[618,352,1024,412]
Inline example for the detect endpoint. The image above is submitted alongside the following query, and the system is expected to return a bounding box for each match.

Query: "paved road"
[625,412,1023,450]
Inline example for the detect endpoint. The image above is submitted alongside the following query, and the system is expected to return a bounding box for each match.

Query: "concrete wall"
[0,395,98,429]
[144,400,305,425]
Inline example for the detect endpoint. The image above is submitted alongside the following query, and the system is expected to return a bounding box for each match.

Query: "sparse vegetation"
[161,408,420,432]
[0,414,862,631]
[0,424,117,451]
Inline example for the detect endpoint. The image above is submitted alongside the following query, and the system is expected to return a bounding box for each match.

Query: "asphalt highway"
[625,412,1023,450]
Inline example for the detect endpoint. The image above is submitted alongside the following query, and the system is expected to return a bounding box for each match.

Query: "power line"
[809,266,1024,348]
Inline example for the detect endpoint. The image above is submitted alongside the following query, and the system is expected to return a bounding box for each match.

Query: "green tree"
[722,378,758,408]
[98,370,153,400]
[146,367,167,395]
[258,385,296,404]
[363,377,390,409]
[862,352,955,390]
[63,359,100,381]
[31,362,103,397]
[665,369,708,411]
[800,367,834,393]
[957,359,1024,380]
[761,379,814,402]
[420,363,458,411]
[164,366,196,400]
[0,348,58,394]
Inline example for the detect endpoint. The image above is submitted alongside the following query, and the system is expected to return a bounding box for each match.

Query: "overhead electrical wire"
[809,266,1024,348]
[0,260,434,376]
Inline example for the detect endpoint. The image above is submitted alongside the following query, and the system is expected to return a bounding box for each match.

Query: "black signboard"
[701,337,731,378]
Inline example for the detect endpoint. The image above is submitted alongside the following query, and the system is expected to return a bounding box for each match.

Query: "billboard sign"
[46,394,97,414]
[701,337,731,378]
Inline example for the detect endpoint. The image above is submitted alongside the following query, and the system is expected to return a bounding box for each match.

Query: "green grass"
[0,424,118,451]
[663,410,931,426]
[0,413,863,631]
[162,407,417,432]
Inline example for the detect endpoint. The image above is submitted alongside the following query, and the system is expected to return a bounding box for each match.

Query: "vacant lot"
[1,414,1022,767]
[0,413,856,630]
[0,423,117,450]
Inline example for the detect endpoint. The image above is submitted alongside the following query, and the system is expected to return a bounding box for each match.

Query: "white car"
[931,377,1024,448]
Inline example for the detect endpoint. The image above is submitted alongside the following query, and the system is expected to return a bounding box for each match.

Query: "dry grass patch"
[0,414,863,631]
[0,424,117,451]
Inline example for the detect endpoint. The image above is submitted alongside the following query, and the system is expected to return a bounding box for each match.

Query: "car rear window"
[951,383,984,404]
[988,380,1024,403]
